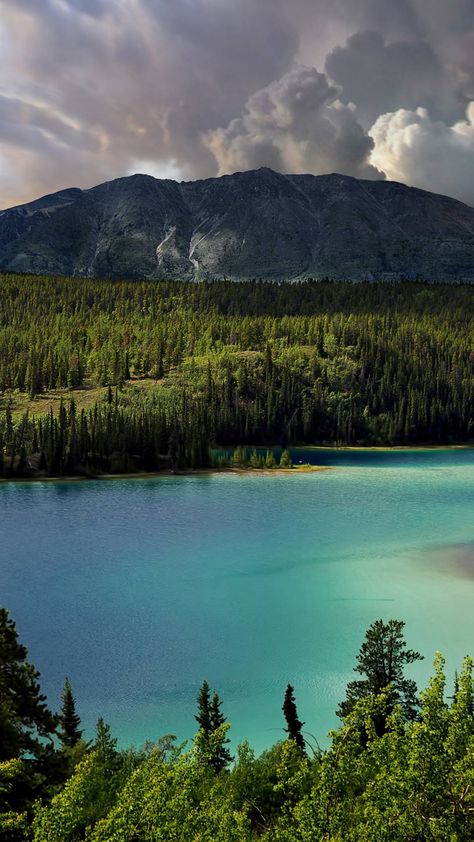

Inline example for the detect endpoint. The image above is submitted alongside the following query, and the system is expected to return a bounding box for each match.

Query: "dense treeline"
[2,607,474,841]
[0,273,472,476]
[0,395,211,477]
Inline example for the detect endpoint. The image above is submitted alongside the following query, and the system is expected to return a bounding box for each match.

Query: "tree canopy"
[337,619,423,727]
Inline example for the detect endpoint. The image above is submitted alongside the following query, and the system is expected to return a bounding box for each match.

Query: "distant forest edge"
[0,273,472,478]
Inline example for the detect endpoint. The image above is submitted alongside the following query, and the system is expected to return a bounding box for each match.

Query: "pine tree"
[195,682,233,772]
[338,619,423,726]
[0,607,57,762]
[58,678,83,749]
[265,450,276,468]
[209,692,233,772]
[250,448,260,468]
[232,446,247,468]
[0,607,60,817]
[279,449,292,468]
[94,718,120,778]
[195,680,212,738]
[282,683,305,751]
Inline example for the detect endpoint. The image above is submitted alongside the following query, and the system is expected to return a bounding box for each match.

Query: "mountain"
[1,168,474,281]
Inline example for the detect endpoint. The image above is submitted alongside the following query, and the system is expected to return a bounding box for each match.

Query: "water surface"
[1,448,473,752]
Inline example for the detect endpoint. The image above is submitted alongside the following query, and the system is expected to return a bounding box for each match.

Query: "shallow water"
[1,448,473,753]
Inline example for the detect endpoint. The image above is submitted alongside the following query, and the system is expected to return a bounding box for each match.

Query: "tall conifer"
[58,677,83,749]
[282,683,305,751]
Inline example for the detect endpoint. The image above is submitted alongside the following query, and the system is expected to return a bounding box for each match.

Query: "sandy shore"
[0,463,329,485]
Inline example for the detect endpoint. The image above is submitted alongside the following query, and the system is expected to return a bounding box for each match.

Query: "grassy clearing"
[1,378,163,420]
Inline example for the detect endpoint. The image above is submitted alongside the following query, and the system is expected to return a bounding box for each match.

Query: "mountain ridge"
[1,168,474,281]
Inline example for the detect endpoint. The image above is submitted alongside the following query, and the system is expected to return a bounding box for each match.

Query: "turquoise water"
[1,448,473,753]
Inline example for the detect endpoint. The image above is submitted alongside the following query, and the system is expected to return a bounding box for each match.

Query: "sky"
[1,0,474,208]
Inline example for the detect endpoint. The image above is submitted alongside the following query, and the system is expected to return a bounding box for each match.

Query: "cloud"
[204,66,382,180]
[0,0,299,206]
[325,31,462,128]
[0,0,474,207]
[369,103,474,206]
[0,91,114,207]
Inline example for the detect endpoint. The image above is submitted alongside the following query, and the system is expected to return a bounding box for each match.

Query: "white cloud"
[204,66,382,180]
[370,103,474,205]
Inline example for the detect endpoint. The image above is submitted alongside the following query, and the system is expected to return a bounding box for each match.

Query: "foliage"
[279,449,292,468]
[29,656,474,842]
[0,274,472,477]
[1,602,474,840]
[0,760,28,842]
[33,720,134,842]
[338,619,424,729]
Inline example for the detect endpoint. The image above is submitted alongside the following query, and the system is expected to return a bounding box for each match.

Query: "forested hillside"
[0,274,472,477]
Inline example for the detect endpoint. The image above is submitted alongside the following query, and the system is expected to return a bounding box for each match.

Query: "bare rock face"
[1,168,474,281]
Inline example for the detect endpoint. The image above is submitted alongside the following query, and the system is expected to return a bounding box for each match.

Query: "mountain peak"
[0,169,473,281]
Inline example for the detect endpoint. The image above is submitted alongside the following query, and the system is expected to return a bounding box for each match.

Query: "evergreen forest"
[0,273,472,477]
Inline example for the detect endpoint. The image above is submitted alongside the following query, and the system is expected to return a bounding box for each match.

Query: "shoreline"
[286,444,474,451]
[0,444,472,486]
[0,464,328,486]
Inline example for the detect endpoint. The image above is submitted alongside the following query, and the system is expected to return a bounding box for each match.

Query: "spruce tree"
[279,449,292,468]
[94,718,120,779]
[265,450,276,468]
[0,607,57,762]
[338,619,423,725]
[209,692,233,772]
[282,683,305,751]
[0,607,60,815]
[58,677,83,749]
[195,681,233,772]
[195,680,212,738]
[250,448,260,468]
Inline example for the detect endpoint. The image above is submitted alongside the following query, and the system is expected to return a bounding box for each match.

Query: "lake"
[1,448,473,754]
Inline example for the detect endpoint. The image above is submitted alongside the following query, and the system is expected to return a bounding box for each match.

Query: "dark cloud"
[325,31,463,127]
[61,0,109,16]
[0,0,473,207]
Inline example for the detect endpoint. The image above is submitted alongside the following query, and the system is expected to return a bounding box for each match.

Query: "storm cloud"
[0,0,473,207]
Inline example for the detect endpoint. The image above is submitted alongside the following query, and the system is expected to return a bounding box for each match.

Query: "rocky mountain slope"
[1,168,474,281]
